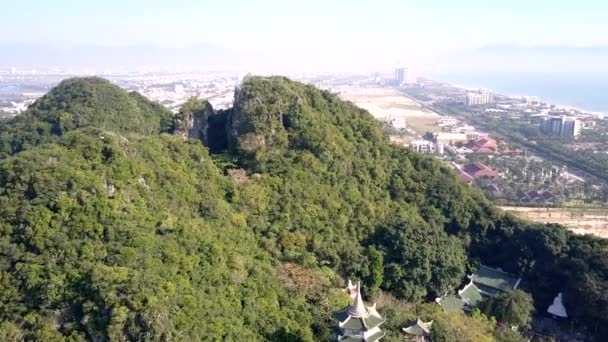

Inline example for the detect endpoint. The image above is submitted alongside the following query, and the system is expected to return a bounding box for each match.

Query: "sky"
[1,0,608,73]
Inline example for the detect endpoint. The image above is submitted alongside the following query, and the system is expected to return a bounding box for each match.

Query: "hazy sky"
[2,0,608,72]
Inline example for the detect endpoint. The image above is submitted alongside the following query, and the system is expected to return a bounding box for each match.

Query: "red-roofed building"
[475,147,495,154]
[461,161,499,179]
[459,171,475,184]
[476,137,498,149]
[466,137,498,153]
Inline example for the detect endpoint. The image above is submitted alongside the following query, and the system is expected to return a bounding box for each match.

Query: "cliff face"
[227,77,295,155]
[175,98,214,144]
[228,85,247,150]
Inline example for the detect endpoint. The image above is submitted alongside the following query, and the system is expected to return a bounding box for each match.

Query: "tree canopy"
[480,290,535,328]
[0,77,173,158]
[0,76,607,340]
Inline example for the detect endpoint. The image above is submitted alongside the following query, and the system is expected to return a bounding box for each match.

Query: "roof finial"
[348,281,369,317]
[344,279,357,299]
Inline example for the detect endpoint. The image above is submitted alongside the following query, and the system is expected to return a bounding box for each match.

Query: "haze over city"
[2,0,608,72]
[1,1,608,341]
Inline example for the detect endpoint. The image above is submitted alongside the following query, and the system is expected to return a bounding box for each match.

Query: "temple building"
[436,265,521,313]
[402,319,433,342]
[333,281,386,341]
[470,265,521,296]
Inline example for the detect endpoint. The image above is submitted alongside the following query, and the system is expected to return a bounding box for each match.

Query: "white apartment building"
[411,140,444,155]
[465,89,495,106]
[437,116,459,127]
[540,116,581,137]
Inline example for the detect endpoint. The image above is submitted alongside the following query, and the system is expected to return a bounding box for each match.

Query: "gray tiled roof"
[472,265,520,293]
[436,295,465,313]
[333,306,386,331]
[459,282,484,308]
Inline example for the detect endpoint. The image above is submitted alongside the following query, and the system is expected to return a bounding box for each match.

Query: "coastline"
[430,75,608,117]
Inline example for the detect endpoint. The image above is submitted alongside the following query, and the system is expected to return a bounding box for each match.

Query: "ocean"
[433,72,608,114]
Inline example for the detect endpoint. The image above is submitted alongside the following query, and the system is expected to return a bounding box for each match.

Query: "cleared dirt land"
[501,206,608,238]
[338,87,442,134]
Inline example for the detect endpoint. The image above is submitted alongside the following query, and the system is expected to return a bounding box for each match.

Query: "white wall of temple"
[364,326,382,339]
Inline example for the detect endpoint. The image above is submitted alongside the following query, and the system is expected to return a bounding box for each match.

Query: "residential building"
[483,183,503,199]
[465,137,498,154]
[480,89,494,104]
[433,132,468,144]
[514,190,557,204]
[410,140,444,155]
[437,116,459,127]
[465,93,484,106]
[541,115,581,137]
[562,118,582,137]
[465,89,495,106]
[459,161,499,180]
[394,67,407,85]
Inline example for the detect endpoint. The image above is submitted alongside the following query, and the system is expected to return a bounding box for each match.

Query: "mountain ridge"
[0,76,606,340]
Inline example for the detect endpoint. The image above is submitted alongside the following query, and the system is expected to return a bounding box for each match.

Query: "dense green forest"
[0,76,607,341]
[0,77,174,159]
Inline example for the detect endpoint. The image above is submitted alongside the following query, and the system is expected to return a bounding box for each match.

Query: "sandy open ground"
[501,206,608,238]
[339,87,441,134]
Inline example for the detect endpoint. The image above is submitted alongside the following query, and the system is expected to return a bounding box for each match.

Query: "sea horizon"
[432,71,608,115]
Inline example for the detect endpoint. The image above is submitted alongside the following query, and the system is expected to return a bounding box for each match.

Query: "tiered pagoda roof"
[402,318,433,336]
[333,281,385,341]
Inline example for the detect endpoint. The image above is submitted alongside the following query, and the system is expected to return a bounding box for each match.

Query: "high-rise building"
[480,89,494,104]
[562,117,582,137]
[465,89,494,106]
[541,116,581,137]
[394,68,407,85]
[541,116,563,134]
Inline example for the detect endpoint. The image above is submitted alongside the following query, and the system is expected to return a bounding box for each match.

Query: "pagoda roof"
[458,281,484,308]
[402,319,433,336]
[338,330,385,342]
[334,281,385,333]
[334,305,386,331]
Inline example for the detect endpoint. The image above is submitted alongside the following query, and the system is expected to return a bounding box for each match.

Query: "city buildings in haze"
[541,116,582,137]
[394,67,407,86]
[465,89,495,106]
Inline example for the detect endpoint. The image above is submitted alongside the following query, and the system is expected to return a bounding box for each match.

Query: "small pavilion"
[402,319,433,342]
[333,281,386,341]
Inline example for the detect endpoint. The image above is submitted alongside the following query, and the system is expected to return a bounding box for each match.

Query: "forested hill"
[0,76,606,341]
[0,77,174,159]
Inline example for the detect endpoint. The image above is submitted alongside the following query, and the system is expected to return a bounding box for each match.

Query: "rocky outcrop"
[227,78,292,154]
[175,98,214,144]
